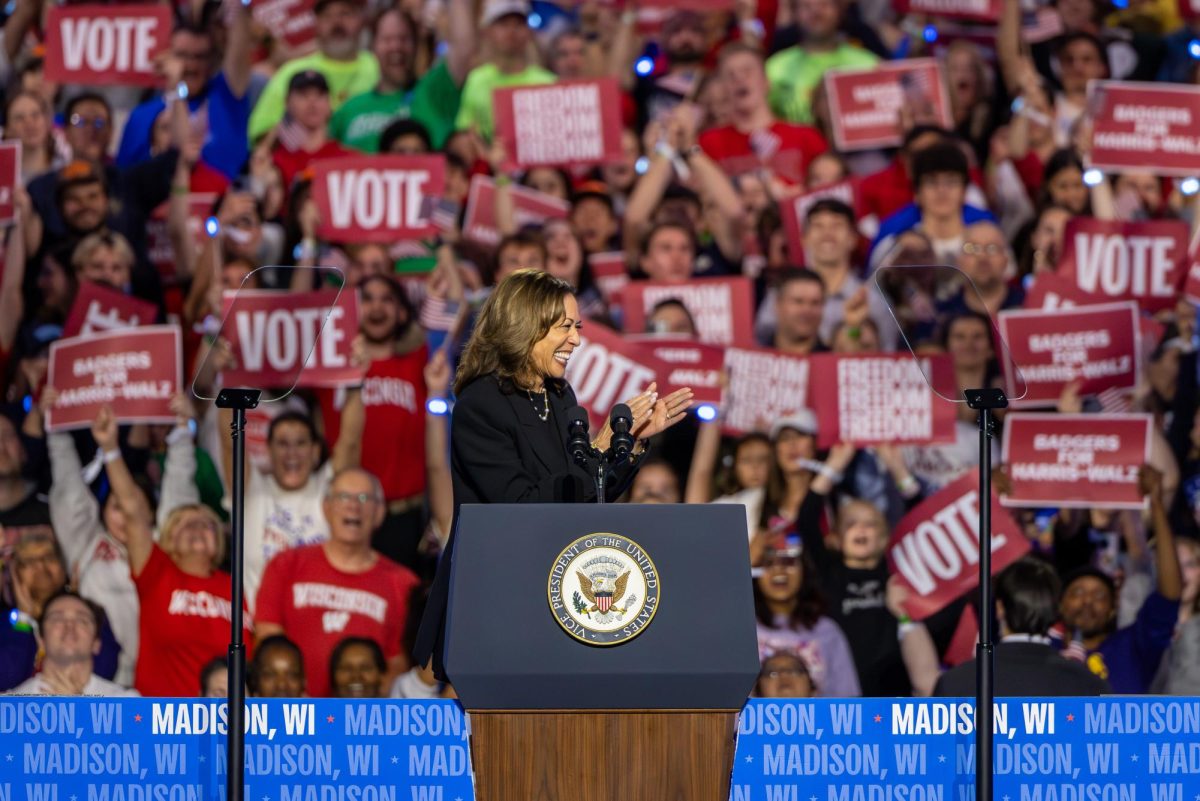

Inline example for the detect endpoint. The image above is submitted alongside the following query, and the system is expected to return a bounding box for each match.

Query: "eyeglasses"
[330,491,380,505]
[962,242,1005,257]
[763,668,808,679]
[68,114,109,130]
[43,612,96,629]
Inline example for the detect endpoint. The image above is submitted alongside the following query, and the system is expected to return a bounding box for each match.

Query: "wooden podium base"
[467,709,739,801]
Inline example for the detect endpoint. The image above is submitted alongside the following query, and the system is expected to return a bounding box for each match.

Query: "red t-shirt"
[255,543,419,697]
[859,159,913,222]
[272,140,351,193]
[698,121,827,186]
[133,545,251,697]
[319,347,428,501]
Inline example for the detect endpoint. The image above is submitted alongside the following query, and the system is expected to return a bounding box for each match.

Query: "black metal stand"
[216,387,261,801]
[963,387,1007,801]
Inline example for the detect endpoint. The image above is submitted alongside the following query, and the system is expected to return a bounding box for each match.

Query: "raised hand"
[91,405,119,452]
[424,349,452,396]
[631,383,695,440]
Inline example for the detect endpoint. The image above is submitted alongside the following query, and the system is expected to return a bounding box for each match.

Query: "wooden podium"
[468,709,739,801]
[443,504,759,801]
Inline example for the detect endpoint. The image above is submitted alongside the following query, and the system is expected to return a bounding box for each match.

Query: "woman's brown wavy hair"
[454,269,574,395]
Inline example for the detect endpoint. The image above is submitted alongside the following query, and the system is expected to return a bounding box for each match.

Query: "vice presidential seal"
[547,533,660,645]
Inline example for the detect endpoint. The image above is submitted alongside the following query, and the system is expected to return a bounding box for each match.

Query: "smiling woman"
[414,268,695,677]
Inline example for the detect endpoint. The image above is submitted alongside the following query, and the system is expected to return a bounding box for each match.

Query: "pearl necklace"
[527,388,550,421]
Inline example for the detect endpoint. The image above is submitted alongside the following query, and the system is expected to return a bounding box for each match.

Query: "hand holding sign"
[91,404,120,452]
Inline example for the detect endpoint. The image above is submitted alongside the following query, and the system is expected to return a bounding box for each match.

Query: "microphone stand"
[964,387,1007,801]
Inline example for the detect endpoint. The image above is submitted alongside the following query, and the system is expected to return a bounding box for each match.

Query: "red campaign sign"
[824,59,953,152]
[622,276,756,347]
[894,0,1000,21]
[998,302,1140,408]
[780,180,858,263]
[721,347,814,436]
[220,289,363,389]
[1087,81,1200,177]
[1056,217,1189,313]
[46,326,181,432]
[62,282,158,338]
[493,79,625,169]
[1001,413,1152,510]
[461,175,570,248]
[626,335,724,407]
[145,193,218,283]
[1182,0,1200,20]
[564,323,666,430]
[312,155,446,243]
[0,142,18,225]
[808,353,958,449]
[1022,272,1108,311]
[44,5,172,87]
[588,252,629,305]
[1186,243,1200,304]
[887,469,1031,620]
[253,0,316,49]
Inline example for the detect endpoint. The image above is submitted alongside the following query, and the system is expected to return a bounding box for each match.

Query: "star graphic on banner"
[70,795,77,800]
[263,795,270,801]
[1066,714,1075,722]
[745,755,754,763]
[134,714,142,723]
[4,754,12,761]
[198,756,206,764]
[938,755,946,763]
[810,796,818,801]
[390,756,399,764]
[1131,754,1139,763]
[873,715,882,723]
[1003,795,1011,801]
[326,715,335,723]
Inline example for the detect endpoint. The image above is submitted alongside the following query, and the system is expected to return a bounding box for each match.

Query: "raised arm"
[157,394,202,528]
[1141,465,1182,602]
[424,350,454,545]
[0,216,26,355]
[44,390,101,572]
[443,0,475,86]
[684,416,721,503]
[93,406,154,576]
[224,0,253,99]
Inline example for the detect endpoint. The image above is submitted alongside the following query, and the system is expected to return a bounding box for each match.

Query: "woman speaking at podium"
[414,268,694,675]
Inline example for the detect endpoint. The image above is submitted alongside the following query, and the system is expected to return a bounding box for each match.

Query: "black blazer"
[933,641,1111,697]
[414,373,644,678]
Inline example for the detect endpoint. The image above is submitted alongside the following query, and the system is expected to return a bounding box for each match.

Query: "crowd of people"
[1,0,1200,701]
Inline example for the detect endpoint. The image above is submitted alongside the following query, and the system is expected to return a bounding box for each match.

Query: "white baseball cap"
[481,0,530,26]
[769,409,819,439]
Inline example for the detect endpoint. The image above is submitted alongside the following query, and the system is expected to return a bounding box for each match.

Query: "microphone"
[567,406,592,467]
[609,403,635,462]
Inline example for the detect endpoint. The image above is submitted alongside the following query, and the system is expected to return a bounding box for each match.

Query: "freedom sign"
[894,0,1000,20]
[997,302,1140,408]
[220,289,363,389]
[627,335,723,406]
[824,60,952,151]
[0,141,17,225]
[63,282,159,338]
[44,5,172,87]
[1056,217,1189,312]
[1001,413,1152,509]
[312,155,445,243]
[1087,81,1200,177]
[563,323,666,430]
[588,252,630,305]
[780,180,858,263]
[461,175,570,248]
[622,276,756,347]
[808,353,957,449]
[493,79,625,169]
[722,347,812,435]
[887,469,1030,620]
[46,326,181,431]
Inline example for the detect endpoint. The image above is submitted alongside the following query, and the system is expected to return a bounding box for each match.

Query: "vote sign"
[0,141,18,225]
[808,353,957,449]
[721,347,812,436]
[998,302,1140,408]
[1056,217,1189,312]
[44,4,172,87]
[563,323,667,430]
[62,282,159,338]
[312,155,445,243]
[220,289,363,389]
[1087,81,1200,177]
[887,469,1030,620]
[621,276,756,347]
[493,79,625,169]
[1001,413,1152,510]
[46,325,181,431]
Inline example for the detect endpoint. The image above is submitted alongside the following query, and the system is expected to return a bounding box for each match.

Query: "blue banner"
[2,698,1198,801]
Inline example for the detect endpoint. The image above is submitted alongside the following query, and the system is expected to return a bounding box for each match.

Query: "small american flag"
[1096,387,1133,414]
[275,115,307,153]
[1022,8,1064,44]
[1062,629,1088,663]
[749,128,781,164]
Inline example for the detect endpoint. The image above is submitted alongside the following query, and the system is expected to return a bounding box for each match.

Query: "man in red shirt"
[698,42,827,187]
[271,70,352,191]
[255,467,420,697]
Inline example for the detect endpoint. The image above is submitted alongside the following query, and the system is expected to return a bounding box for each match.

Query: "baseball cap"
[481,0,530,26]
[288,69,330,95]
[770,409,818,440]
[663,9,705,35]
[313,0,363,14]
